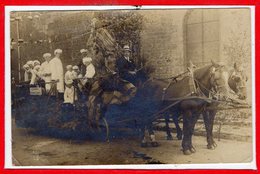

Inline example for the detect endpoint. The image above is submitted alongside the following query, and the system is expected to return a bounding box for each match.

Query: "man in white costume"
[82,57,95,81]
[26,60,34,70]
[40,53,52,92]
[34,60,41,67]
[72,65,81,79]
[30,65,41,85]
[49,49,64,98]
[23,64,31,82]
[64,65,77,104]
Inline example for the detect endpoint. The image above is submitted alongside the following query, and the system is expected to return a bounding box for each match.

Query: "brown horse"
[164,62,248,154]
[141,61,231,154]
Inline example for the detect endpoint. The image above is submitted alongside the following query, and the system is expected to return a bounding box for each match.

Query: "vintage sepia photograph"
[6,6,254,168]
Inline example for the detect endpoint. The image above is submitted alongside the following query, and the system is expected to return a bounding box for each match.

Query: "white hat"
[23,64,29,70]
[72,65,79,70]
[34,65,41,71]
[26,61,34,66]
[43,53,51,58]
[34,60,40,66]
[82,57,92,64]
[80,49,87,53]
[123,45,131,52]
[54,49,62,55]
[66,65,73,70]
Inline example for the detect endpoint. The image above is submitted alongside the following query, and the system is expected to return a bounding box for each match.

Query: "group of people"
[22,45,138,105]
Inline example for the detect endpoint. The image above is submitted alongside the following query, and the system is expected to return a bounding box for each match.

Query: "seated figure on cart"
[79,57,96,94]
[116,45,138,86]
[64,65,77,104]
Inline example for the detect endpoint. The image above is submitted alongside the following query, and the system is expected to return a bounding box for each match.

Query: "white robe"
[64,70,77,104]
[24,71,31,81]
[49,57,64,93]
[81,63,95,86]
[64,87,76,104]
[85,63,95,79]
[40,61,52,92]
[30,68,41,85]
[64,71,73,85]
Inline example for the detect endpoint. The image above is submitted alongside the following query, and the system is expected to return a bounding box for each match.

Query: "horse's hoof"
[190,146,196,153]
[167,135,173,140]
[183,149,192,155]
[207,144,216,150]
[213,142,217,148]
[151,141,159,147]
[141,142,148,148]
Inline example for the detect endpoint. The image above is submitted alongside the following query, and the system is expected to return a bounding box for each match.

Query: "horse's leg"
[208,110,218,149]
[203,110,217,149]
[188,113,200,153]
[182,110,193,155]
[165,114,173,140]
[140,125,148,147]
[173,113,182,140]
[147,123,159,147]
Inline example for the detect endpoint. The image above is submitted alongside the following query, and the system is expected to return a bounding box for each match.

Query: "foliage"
[223,30,251,67]
[95,11,143,48]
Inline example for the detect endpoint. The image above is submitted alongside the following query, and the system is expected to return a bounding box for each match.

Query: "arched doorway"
[184,9,220,67]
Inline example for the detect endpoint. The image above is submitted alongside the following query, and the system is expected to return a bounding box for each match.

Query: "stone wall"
[139,10,187,78]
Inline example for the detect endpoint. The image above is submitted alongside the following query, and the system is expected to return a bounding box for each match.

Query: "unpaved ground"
[12,124,253,166]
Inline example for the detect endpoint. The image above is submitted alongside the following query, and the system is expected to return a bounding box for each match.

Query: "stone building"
[139,8,251,78]
[10,8,252,82]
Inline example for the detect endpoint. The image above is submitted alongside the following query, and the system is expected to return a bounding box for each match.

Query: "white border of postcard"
[4,5,256,169]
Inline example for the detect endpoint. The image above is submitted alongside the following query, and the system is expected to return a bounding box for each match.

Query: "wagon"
[12,65,249,145]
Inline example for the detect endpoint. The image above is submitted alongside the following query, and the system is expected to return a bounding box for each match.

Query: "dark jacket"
[116,56,137,84]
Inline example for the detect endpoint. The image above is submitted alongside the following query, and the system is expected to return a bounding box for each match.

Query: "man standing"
[49,49,64,98]
[78,49,88,76]
[80,57,95,93]
[40,53,52,92]
[116,45,137,85]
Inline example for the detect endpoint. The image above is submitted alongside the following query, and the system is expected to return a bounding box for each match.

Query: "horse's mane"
[193,64,213,80]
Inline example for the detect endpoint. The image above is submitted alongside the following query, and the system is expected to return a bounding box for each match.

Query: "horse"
[163,62,248,153]
[140,61,231,154]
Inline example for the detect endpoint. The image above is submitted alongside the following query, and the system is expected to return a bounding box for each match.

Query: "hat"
[66,65,73,70]
[26,61,34,66]
[54,49,62,55]
[23,64,29,70]
[80,49,88,54]
[72,65,79,70]
[123,45,131,52]
[82,57,92,64]
[43,53,51,58]
[34,60,40,66]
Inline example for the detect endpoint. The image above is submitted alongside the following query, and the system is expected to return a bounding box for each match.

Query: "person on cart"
[79,57,96,95]
[23,64,31,82]
[49,49,64,99]
[40,53,52,92]
[78,48,88,76]
[64,65,77,104]
[116,45,137,86]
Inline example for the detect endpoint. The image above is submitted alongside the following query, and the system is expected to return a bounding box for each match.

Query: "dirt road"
[11,123,253,166]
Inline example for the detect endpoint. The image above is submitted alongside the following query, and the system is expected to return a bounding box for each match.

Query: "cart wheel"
[96,117,110,142]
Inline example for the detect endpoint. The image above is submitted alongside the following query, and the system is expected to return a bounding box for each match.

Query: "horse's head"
[194,60,230,100]
[228,63,248,100]
[209,62,230,100]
